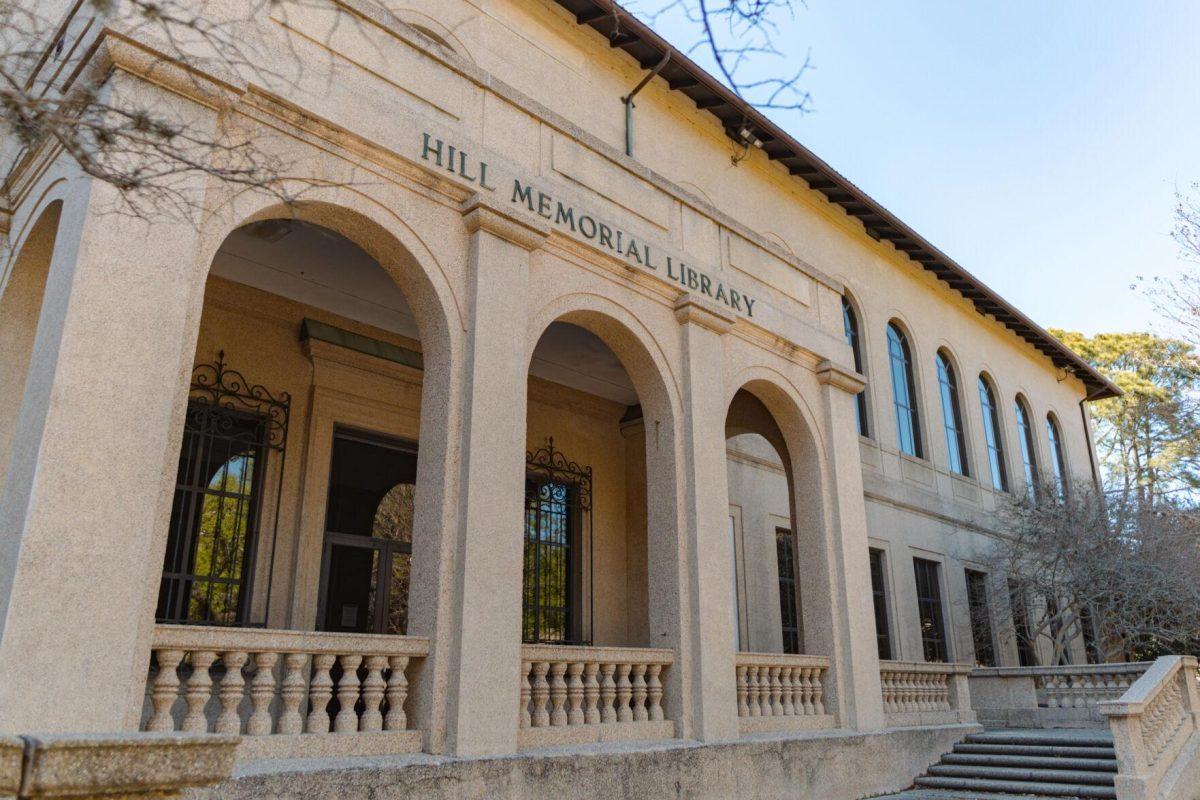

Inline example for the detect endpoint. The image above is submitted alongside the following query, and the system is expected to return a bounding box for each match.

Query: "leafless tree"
[983,479,1200,665]
[1140,183,1200,349]
[0,0,361,219]
[635,0,813,113]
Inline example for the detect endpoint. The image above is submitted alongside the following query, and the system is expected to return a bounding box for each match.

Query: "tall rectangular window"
[913,558,949,662]
[1080,605,1101,664]
[1009,579,1039,667]
[965,569,996,667]
[776,527,800,655]
[869,548,893,660]
[523,478,578,644]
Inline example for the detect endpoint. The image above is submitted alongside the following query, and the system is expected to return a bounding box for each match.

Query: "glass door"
[318,429,416,634]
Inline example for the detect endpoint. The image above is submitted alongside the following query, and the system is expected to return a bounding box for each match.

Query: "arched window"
[977,376,1008,492]
[1014,396,1040,501]
[887,322,923,458]
[842,296,870,438]
[1046,414,1068,501]
[935,351,969,476]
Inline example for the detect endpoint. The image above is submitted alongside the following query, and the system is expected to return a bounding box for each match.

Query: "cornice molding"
[460,193,549,251]
[673,293,735,334]
[816,358,866,394]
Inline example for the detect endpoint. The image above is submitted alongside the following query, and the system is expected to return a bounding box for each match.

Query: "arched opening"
[520,314,676,649]
[0,201,63,495]
[158,211,449,632]
[724,382,821,656]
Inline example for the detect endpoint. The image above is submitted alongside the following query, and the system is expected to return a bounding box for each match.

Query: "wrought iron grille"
[775,527,799,654]
[523,438,592,645]
[157,352,290,626]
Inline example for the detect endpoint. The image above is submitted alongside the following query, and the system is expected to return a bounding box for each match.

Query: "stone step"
[914,776,1117,798]
[954,743,1117,759]
[941,752,1118,772]
[927,764,1115,786]
[965,731,1114,748]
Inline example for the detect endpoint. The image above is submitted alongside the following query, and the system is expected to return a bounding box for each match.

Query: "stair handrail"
[1098,655,1200,800]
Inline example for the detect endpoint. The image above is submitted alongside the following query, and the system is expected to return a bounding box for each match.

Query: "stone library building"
[1,1,1196,799]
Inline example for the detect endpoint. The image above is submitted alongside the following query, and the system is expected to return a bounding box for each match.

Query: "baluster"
[567,663,585,726]
[631,664,648,722]
[385,656,410,731]
[531,662,550,727]
[881,671,894,713]
[768,667,782,717]
[748,666,761,717]
[519,661,532,729]
[583,663,600,724]
[215,651,248,735]
[647,664,664,722]
[246,651,278,736]
[811,668,825,715]
[599,664,617,723]
[277,653,308,735]
[548,662,568,726]
[736,665,749,717]
[182,651,217,733]
[306,654,336,733]
[615,664,633,722]
[359,655,388,732]
[333,654,362,733]
[799,667,814,715]
[147,649,184,732]
[781,667,795,716]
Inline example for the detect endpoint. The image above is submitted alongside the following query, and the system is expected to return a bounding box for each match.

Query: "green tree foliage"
[1050,329,1200,505]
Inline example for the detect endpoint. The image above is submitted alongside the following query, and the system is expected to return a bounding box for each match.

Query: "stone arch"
[724,366,829,656]
[0,199,65,494]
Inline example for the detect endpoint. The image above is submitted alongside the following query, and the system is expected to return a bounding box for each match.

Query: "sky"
[632,1,1200,337]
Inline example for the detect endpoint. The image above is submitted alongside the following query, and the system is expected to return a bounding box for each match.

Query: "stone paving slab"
[872,791,1083,800]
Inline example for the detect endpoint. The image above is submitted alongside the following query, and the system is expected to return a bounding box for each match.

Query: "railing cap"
[520,643,675,664]
[879,660,973,675]
[970,662,1152,679]
[1098,655,1195,717]
[734,652,831,668]
[152,624,432,657]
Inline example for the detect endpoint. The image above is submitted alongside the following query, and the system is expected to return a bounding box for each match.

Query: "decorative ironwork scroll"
[188,350,291,450]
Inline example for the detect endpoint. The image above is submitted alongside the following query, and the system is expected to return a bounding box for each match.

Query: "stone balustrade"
[1033,663,1149,708]
[1100,656,1200,800]
[143,625,429,760]
[880,661,975,727]
[518,644,675,748]
[734,653,835,733]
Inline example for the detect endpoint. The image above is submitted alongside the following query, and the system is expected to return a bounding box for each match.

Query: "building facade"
[0,0,1134,797]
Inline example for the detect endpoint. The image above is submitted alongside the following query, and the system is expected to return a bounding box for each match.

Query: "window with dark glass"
[1046,415,1068,501]
[936,352,969,476]
[319,430,416,635]
[1009,579,1039,666]
[158,354,290,626]
[978,376,1009,492]
[1015,398,1040,501]
[965,569,996,666]
[869,548,893,660]
[842,296,870,438]
[776,527,800,655]
[887,323,923,458]
[913,558,948,662]
[1080,605,1101,664]
[523,439,592,645]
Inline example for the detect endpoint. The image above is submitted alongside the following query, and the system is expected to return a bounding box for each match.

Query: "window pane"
[523,479,575,644]
[1015,399,1039,501]
[1009,580,1039,667]
[869,548,893,660]
[843,297,869,438]
[888,324,923,457]
[1046,416,1068,501]
[978,377,1008,492]
[776,528,799,655]
[913,558,948,662]
[965,570,996,667]
[937,353,969,476]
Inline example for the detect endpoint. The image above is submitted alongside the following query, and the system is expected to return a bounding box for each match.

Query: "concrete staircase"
[906,729,1119,798]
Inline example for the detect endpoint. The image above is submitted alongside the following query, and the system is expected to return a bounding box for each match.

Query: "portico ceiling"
[552,0,1121,400]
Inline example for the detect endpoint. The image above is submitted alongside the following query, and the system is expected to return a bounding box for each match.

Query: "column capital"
[673,294,735,334]
[460,194,549,251]
[816,359,866,394]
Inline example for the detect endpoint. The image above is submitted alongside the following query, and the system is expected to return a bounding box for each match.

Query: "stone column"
[673,295,739,742]
[440,195,548,757]
[811,358,886,731]
[0,177,208,733]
